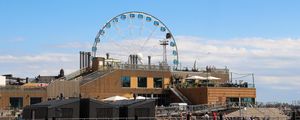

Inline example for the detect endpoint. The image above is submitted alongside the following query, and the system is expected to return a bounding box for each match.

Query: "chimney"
[106,53,109,59]
[148,56,151,65]
[79,51,83,69]
[87,52,91,68]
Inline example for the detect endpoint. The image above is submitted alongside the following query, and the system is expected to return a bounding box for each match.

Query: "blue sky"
[1,0,300,103]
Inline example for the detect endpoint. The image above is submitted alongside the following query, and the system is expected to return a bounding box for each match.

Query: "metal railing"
[155,102,256,117]
[112,64,170,71]
[65,67,89,80]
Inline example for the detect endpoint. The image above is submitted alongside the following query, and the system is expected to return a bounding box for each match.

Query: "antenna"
[160,39,169,66]
[160,33,172,66]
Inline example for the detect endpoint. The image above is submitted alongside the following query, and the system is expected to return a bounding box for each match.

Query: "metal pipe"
[79,51,83,69]
[252,73,255,87]
[148,56,151,65]
[87,52,91,68]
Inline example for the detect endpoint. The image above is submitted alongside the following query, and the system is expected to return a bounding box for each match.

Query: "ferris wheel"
[92,11,179,69]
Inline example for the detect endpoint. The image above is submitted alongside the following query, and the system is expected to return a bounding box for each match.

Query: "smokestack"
[80,51,83,69]
[148,56,151,65]
[85,53,86,68]
[129,55,131,64]
[106,53,109,59]
[85,52,88,68]
[134,55,138,64]
[87,52,91,68]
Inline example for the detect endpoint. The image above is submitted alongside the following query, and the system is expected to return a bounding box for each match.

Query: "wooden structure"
[80,69,171,99]
[177,87,256,104]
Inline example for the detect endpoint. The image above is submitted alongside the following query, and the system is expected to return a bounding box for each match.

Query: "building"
[22,98,155,119]
[0,55,256,110]
[46,56,255,105]
[0,86,47,109]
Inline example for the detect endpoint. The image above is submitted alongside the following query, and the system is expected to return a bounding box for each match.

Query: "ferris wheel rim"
[92,11,179,69]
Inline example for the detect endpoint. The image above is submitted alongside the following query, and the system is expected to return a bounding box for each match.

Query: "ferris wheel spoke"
[112,22,136,52]
[112,22,127,39]
[104,35,133,55]
[139,19,145,36]
[127,17,134,39]
[138,27,158,52]
[146,43,160,56]
[118,16,139,54]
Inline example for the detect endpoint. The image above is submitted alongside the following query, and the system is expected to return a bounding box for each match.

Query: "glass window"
[121,76,130,87]
[138,77,147,88]
[30,97,42,105]
[9,97,23,108]
[154,77,163,88]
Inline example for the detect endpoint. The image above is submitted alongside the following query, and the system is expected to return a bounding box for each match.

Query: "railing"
[65,67,89,80]
[175,82,256,89]
[111,64,170,71]
[155,102,256,117]
[169,87,192,104]
[156,103,227,117]
[80,69,116,85]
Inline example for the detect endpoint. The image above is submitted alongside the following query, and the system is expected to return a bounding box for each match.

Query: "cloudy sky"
[1,0,300,102]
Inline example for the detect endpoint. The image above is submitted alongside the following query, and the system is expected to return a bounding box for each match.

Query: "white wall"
[0,76,6,86]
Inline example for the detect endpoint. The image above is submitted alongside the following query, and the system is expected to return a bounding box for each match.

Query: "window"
[121,76,130,87]
[10,97,23,108]
[30,97,42,105]
[138,77,147,88]
[154,77,163,88]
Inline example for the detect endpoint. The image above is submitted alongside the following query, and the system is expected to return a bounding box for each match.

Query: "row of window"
[121,76,163,88]
[9,97,42,108]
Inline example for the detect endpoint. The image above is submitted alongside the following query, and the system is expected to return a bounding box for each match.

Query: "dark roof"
[31,98,80,108]
[108,99,155,106]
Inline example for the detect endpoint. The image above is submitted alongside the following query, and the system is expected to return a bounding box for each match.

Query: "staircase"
[65,67,88,80]
[170,87,192,104]
[80,69,116,85]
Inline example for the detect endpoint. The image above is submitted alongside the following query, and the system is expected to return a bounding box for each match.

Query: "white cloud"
[0,53,76,63]
[0,53,78,77]
[174,36,300,91]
